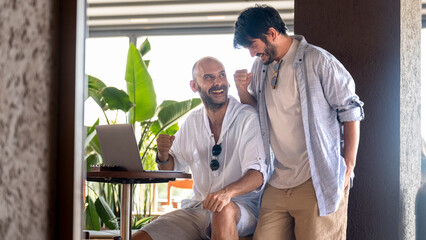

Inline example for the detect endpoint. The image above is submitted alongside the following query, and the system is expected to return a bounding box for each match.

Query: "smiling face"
[248,38,278,65]
[190,57,229,111]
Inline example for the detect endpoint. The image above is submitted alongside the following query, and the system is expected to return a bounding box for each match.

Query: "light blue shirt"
[248,35,364,216]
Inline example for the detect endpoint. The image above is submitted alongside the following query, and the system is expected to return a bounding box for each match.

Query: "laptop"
[95,123,181,173]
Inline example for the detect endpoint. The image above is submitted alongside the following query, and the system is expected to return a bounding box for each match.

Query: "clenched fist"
[156,134,175,161]
[234,69,253,93]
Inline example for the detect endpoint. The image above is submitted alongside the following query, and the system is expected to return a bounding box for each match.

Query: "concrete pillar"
[0,0,56,239]
[294,0,421,239]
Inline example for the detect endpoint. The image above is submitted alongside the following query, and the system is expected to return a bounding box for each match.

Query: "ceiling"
[86,0,294,37]
[87,0,426,37]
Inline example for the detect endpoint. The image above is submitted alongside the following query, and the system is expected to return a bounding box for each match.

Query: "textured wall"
[295,0,421,239]
[400,0,422,238]
[0,0,55,239]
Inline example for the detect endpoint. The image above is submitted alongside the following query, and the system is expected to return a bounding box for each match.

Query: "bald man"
[132,57,267,240]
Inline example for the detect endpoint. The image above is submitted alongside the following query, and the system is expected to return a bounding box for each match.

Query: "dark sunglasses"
[271,60,283,89]
[210,144,222,171]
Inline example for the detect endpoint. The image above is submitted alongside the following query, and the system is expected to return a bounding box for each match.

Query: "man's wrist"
[345,165,355,176]
[237,88,249,97]
[155,152,170,164]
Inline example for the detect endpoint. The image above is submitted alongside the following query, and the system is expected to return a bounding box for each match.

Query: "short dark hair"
[233,4,287,48]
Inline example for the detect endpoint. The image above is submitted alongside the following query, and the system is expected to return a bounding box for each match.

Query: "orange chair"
[166,179,193,206]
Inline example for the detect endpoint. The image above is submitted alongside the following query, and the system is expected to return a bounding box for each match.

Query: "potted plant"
[84,39,201,230]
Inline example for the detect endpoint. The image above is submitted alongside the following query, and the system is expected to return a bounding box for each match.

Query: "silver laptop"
[95,124,179,172]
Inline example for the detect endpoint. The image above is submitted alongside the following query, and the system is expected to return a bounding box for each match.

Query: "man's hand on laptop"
[156,134,175,162]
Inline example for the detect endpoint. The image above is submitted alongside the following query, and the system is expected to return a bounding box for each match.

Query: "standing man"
[233,5,364,240]
[132,56,267,240]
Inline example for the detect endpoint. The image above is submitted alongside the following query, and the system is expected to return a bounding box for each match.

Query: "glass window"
[85,36,129,126]
[137,34,255,104]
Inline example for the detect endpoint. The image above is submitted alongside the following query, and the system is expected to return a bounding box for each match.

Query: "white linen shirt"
[169,96,267,213]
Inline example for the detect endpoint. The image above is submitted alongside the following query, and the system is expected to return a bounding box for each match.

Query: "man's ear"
[266,27,278,41]
[190,80,198,93]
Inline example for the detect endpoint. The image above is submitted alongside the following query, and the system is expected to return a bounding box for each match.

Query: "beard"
[197,84,228,111]
[260,40,278,65]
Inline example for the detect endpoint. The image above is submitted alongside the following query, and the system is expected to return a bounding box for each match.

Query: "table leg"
[121,183,132,240]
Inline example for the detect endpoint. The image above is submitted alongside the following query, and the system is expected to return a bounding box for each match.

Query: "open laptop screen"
[95,124,144,171]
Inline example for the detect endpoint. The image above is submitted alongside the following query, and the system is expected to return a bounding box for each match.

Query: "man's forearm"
[238,91,258,110]
[203,169,263,212]
[223,169,263,198]
[343,121,360,171]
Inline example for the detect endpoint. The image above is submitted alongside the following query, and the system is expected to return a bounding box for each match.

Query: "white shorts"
[141,202,256,240]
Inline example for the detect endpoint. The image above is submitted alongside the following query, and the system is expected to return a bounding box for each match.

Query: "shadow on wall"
[416,139,426,240]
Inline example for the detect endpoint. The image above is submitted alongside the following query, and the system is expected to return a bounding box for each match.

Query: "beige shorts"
[141,201,256,240]
[254,178,349,240]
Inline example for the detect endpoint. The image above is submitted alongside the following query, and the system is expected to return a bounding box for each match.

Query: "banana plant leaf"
[95,196,119,230]
[85,153,99,172]
[88,75,107,110]
[89,135,101,159]
[157,98,202,130]
[139,38,151,57]
[85,196,101,231]
[86,119,102,156]
[102,87,135,112]
[144,60,150,68]
[154,100,177,115]
[105,183,120,218]
[133,216,153,229]
[150,122,179,136]
[125,43,157,123]
[85,118,99,147]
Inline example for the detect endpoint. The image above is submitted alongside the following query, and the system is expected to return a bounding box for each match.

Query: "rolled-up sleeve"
[320,56,365,123]
[238,110,268,192]
[169,123,189,172]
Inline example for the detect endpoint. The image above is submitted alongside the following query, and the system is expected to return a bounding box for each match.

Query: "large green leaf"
[85,119,99,148]
[144,60,150,68]
[102,87,134,112]
[164,123,179,135]
[85,153,99,172]
[133,216,153,229]
[139,38,151,57]
[86,119,102,157]
[150,121,179,136]
[88,75,107,110]
[85,196,101,231]
[155,100,177,115]
[89,135,102,157]
[157,98,202,130]
[125,43,157,123]
[95,196,119,230]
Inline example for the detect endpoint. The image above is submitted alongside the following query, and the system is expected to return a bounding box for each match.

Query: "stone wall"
[400,0,422,238]
[0,0,55,239]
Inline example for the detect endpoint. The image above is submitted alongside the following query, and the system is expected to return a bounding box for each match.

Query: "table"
[86,170,192,240]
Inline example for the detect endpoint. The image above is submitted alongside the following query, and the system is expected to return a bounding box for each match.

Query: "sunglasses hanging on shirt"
[271,60,283,89]
[210,144,221,171]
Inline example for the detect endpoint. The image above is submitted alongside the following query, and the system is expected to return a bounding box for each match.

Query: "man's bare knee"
[213,202,241,225]
[211,202,241,240]
[132,230,152,240]
[224,202,241,221]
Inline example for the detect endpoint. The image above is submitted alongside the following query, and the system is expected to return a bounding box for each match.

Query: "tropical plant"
[84,38,201,230]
